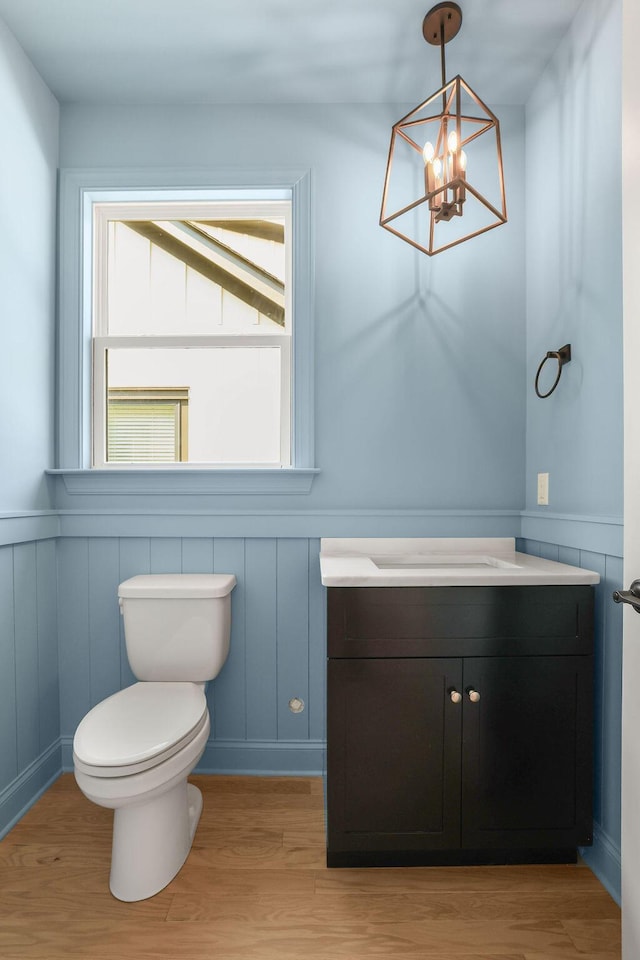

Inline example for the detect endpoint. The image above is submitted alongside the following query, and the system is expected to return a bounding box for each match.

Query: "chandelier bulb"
[422,140,435,164]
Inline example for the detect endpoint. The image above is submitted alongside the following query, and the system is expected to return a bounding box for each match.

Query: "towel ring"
[534,344,572,398]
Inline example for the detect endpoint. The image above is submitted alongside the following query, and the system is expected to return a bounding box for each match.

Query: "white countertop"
[319,538,600,587]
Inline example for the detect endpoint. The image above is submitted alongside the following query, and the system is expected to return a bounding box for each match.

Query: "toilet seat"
[73,681,208,778]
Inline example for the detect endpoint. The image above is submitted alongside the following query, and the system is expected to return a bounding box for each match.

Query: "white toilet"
[73,573,236,902]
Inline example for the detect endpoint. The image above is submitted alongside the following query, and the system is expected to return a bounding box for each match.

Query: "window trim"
[53,167,317,495]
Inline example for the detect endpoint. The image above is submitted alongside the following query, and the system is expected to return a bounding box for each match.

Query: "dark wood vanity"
[326,584,594,867]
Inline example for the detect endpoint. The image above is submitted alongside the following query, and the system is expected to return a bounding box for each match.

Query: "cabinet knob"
[449,689,462,704]
[467,688,481,703]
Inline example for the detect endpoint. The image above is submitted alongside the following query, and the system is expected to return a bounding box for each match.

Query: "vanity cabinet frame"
[326,584,594,868]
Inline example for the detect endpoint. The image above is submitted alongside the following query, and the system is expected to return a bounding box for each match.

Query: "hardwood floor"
[0,774,620,959]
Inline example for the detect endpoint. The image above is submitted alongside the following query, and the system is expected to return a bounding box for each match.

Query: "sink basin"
[372,555,521,571]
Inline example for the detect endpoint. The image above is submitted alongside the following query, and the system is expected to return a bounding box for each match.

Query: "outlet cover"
[537,472,549,505]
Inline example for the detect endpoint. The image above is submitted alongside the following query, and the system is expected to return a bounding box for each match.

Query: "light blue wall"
[0,17,60,837]
[522,0,623,903]
[58,102,527,512]
[48,100,528,785]
[0,19,58,511]
[525,0,623,519]
[50,100,528,796]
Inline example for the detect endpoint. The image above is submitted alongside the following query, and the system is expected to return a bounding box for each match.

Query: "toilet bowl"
[74,682,210,902]
[72,574,235,901]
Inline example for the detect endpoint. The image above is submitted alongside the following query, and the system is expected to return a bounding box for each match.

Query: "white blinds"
[107,401,179,462]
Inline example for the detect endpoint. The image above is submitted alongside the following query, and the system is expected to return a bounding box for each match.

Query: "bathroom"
[0,0,630,953]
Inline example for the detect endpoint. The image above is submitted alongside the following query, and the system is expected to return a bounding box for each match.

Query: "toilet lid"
[118,574,236,599]
[73,682,207,768]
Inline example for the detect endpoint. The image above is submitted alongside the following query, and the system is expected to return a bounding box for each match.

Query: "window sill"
[46,467,320,496]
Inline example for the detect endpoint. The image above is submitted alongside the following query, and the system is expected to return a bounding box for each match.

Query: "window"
[54,170,316,495]
[92,201,292,468]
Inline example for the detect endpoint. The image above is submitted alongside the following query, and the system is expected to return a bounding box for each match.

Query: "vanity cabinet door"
[461,655,593,851]
[327,657,462,863]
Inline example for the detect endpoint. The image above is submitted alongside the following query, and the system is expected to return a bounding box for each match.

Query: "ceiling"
[0,0,585,106]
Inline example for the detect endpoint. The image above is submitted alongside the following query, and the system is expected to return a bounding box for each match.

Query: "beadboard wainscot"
[0,513,61,840]
[53,507,522,779]
[519,509,623,904]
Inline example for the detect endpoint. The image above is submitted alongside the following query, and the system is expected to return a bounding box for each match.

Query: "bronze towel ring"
[534,344,572,398]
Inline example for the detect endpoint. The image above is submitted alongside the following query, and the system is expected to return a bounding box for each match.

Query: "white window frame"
[52,169,317,495]
[91,199,292,469]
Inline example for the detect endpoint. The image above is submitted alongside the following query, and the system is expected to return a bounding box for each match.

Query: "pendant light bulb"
[422,140,435,164]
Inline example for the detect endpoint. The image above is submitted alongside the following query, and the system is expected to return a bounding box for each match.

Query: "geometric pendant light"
[380,3,507,256]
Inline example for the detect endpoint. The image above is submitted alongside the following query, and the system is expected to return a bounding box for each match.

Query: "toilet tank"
[118,574,236,681]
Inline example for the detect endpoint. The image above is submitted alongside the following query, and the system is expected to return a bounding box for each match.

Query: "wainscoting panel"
[0,545,18,793]
[57,536,327,775]
[57,537,91,737]
[36,540,59,757]
[276,539,311,742]
[245,538,278,741]
[211,538,247,742]
[14,542,40,772]
[520,535,622,903]
[0,538,60,839]
[88,538,122,714]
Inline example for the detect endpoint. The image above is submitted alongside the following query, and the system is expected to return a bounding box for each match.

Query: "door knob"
[466,687,481,703]
[449,689,462,704]
[613,580,640,613]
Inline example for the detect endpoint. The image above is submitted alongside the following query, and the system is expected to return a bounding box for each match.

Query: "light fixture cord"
[440,20,447,110]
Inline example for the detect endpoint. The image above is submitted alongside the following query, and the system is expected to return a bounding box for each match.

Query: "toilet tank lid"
[118,573,236,599]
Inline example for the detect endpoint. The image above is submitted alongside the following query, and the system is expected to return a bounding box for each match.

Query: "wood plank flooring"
[0,774,621,959]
